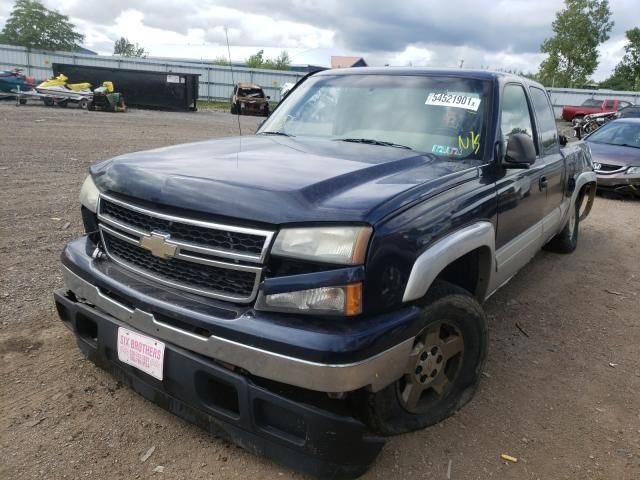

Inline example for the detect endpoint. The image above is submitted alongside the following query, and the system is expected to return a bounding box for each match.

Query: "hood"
[92,136,478,225]
[587,141,640,167]
[237,96,267,104]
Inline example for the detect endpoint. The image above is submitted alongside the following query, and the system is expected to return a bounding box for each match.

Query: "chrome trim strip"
[402,222,496,303]
[99,225,262,303]
[98,194,275,263]
[595,166,625,175]
[97,213,149,238]
[63,266,414,393]
[99,223,140,245]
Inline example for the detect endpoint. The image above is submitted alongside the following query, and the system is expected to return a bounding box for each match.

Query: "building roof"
[330,56,368,68]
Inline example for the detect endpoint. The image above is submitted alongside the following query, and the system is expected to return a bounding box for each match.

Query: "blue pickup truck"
[54,68,596,478]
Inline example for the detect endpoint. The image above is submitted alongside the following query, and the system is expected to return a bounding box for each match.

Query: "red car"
[562,98,631,121]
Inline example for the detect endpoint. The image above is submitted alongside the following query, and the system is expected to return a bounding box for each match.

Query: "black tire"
[544,196,580,253]
[79,98,89,109]
[43,97,54,107]
[87,101,95,111]
[19,98,27,105]
[364,281,488,436]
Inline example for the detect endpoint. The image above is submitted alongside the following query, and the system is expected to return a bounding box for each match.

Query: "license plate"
[117,327,165,380]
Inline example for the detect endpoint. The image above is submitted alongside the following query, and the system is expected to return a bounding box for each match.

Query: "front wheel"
[364,281,487,435]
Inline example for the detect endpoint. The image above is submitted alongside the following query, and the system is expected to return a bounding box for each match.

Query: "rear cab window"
[529,87,559,155]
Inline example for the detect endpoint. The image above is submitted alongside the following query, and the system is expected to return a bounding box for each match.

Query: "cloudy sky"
[0,0,637,80]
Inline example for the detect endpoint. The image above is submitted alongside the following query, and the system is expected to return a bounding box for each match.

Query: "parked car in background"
[585,118,640,197]
[562,98,631,121]
[230,82,270,116]
[617,104,640,119]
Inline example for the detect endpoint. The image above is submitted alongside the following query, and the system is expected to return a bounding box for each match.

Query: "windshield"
[259,74,491,160]
[238,88,264,98]
[587,121,640,148]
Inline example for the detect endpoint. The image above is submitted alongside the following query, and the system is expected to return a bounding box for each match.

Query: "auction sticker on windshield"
[117,327,165,380]
[425,93,481,111]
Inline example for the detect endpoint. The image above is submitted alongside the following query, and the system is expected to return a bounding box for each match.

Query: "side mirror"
[559,134,568,146]
[503,133,536,169]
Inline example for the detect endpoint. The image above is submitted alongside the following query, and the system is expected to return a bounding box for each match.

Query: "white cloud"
[0,0,635,81]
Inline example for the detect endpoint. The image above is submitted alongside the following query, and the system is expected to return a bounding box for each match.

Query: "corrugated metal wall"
[4,44,639,113]
[546,87,640,118]
[0,44,304,102]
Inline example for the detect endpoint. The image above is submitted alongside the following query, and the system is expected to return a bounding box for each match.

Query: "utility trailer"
[6,86,93,108]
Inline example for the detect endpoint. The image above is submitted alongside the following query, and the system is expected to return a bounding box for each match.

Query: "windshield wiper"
[259,131,294,137]
[334,138,413,150]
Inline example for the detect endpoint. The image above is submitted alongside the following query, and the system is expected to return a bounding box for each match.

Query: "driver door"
[494,83,547,284]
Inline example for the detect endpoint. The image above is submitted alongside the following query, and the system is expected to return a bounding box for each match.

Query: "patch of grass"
[197,99,280,112]
[197,100,232,111]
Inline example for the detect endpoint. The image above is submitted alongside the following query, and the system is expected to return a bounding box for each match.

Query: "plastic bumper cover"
[54,288,384,478]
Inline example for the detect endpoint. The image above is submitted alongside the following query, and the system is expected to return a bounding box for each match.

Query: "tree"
[245,49,266,68]
[600,27,640,91]
[113,37,147,58]
[0,0,84,51]
[245,49,291,70]
[264,51,291,70]
[212,56,229,66]
[538,0,614,88]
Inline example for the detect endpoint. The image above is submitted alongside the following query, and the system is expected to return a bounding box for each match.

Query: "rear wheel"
[364,281,487,435]
[43,97,54,107]
[545,196,580,253]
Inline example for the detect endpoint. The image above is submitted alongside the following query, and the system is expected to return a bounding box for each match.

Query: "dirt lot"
[1,103,638,480]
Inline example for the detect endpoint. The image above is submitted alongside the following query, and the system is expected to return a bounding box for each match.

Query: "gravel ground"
[1,103,639,480]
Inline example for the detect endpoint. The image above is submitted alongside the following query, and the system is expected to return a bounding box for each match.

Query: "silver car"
[585,118,640,197]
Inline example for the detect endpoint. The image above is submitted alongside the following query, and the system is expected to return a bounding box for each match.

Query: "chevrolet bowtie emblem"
[139,232,177,259]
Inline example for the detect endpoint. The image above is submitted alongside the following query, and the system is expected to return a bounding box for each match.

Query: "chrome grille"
[97,195,273,303]
[595,163,625,174]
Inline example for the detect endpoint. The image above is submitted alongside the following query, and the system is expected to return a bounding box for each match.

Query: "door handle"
[539,176,548,190]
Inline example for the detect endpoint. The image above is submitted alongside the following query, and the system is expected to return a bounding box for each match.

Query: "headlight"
[271,226,372,264]
[79,175,100,213]
[257,283,362,316]
[627,166,640,175]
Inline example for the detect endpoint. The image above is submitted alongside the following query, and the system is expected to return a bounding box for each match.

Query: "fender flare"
[402,221,495,303]
[560,171,597,227]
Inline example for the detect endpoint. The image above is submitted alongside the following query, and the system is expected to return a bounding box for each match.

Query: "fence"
[0,44,304,102]
[546,87,640,118]
[3,44,639,112]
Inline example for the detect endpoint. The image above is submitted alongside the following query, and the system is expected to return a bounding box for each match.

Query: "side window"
[529,87,559,155]
[604,100,615,108]
[501,84,536,152]
[617,101,630,111]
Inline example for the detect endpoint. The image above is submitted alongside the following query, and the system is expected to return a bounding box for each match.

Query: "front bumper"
[60,237,422,394]
[596,171,640,194]
[54,288,383,478]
